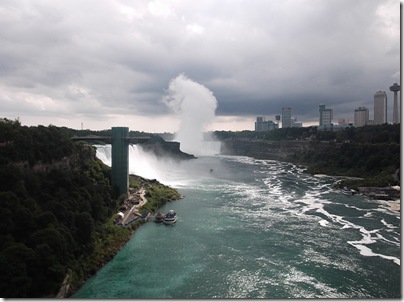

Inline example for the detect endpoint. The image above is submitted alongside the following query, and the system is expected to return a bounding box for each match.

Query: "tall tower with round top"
[390,83,400,124]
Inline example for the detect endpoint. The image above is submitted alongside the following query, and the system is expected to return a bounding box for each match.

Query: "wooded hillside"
[0,119,121,297]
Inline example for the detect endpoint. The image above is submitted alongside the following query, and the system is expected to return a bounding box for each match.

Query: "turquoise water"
[74,154,400,298]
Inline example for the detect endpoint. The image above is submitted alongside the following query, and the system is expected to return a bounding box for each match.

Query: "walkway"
[121,188,148,225]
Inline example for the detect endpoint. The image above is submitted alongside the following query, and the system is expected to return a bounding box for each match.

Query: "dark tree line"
[214,123,400,145]
[0,119,118,297]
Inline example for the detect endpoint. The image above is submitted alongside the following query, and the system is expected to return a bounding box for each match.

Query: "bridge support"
[111,127,129,196]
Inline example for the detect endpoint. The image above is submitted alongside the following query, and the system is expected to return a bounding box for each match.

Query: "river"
[73,146,400,298]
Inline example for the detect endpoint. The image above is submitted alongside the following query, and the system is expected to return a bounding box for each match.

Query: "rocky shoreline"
[357,186,401,202]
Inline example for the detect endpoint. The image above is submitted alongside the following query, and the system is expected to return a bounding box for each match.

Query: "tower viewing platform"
[389,83,400,124]
[72,127,150,196]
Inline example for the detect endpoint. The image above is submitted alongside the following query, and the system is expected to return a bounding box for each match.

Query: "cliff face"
[220,139,312,161]
[141,141,195,160]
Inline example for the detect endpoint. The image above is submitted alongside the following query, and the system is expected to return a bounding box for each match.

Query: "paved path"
[121,188,148,225]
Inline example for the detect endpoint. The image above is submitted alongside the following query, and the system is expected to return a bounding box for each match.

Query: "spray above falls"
[163,73,219,156]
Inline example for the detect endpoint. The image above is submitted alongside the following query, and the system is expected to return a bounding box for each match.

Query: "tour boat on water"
[155,211,165,223]
[163,210,177,225]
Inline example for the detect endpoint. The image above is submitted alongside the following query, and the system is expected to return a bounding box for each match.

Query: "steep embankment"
[220,138,310,161]
[0,120,119,298]
[220,138,400,191]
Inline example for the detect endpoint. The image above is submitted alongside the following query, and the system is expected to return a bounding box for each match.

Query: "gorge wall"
[141,141,195,160]
[220,139,314,161]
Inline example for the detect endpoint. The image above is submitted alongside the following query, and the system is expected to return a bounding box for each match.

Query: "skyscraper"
[255,116,278,131]
[281,107,292,128]
[319,104,333,126]
[354,106,369,127]
[374,91,387,125]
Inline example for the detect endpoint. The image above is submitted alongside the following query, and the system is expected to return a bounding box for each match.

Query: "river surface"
[74,148,400,298]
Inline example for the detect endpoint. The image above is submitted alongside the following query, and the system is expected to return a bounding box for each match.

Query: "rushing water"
[74,147,401,298]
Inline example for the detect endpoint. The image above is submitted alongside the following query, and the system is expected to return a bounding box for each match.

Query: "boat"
[342,186,356,195]
[155,211,165,223]
[163,210,177,225]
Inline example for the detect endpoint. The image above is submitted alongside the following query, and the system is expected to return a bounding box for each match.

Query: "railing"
[71,136,151,143]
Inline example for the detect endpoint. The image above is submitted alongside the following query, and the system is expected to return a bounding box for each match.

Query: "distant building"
[255,117,278,131]
[338,118,347,125]
[319,104,333,126]
[354,106,369,127]
[374,91,387,125]
[291,117,302,128]
[281,107,292,128]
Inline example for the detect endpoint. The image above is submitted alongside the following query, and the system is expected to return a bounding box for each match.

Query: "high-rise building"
[291,117,302,128]
[319,104,333,126]
[374,91,387,125]
[281,107,292,128]
[255,117,278,131]
[354,106,369,127]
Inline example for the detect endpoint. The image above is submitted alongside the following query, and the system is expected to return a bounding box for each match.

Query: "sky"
[0,0,400,132]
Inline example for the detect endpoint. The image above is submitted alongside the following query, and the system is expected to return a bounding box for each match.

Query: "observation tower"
[389,83,400,124]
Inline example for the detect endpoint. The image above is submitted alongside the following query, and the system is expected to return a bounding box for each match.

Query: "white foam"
[318,219,329,226]
[346,225,400,266]
[375,233,400,246]
[348,242,400,265]
[381,218,398,229]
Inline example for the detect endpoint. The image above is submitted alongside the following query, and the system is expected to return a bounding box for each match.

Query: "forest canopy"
[0,118,118,297]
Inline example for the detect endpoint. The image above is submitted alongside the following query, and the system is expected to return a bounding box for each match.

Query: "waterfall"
[95,144,217,187]
[128,145,161,180]
[95,144,111,166]
[95,144,161,180]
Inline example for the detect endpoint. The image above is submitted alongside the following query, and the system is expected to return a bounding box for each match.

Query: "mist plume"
[163,73,218,156]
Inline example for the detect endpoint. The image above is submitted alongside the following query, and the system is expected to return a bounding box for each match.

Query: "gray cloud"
[0,0,400,130]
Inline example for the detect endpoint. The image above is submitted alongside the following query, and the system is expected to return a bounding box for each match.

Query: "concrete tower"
[111,127,129,197]
[390,83,400,124]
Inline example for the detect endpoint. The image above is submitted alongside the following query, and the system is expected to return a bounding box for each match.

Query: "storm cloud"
[0,0,400,131]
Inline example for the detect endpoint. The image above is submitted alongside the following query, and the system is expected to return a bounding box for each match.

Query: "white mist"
[163,73,220,156]
[95,144,194,187]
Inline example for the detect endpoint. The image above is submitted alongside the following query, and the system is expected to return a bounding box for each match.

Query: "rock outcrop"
[141,141,195,160]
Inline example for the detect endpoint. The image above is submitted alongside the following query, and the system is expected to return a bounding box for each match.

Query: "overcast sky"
[0,0,400,132]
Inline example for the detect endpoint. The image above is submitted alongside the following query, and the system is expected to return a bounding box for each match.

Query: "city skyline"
[256,84,400,129]
[0,0,399,132]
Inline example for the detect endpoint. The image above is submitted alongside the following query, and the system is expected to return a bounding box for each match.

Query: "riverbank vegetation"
[215,124,400,189]
[129,175,182,214]
[0,118,182,298]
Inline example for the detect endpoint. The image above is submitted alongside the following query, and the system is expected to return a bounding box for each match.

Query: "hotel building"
[354,106,369,127]
[374,91,387,125]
